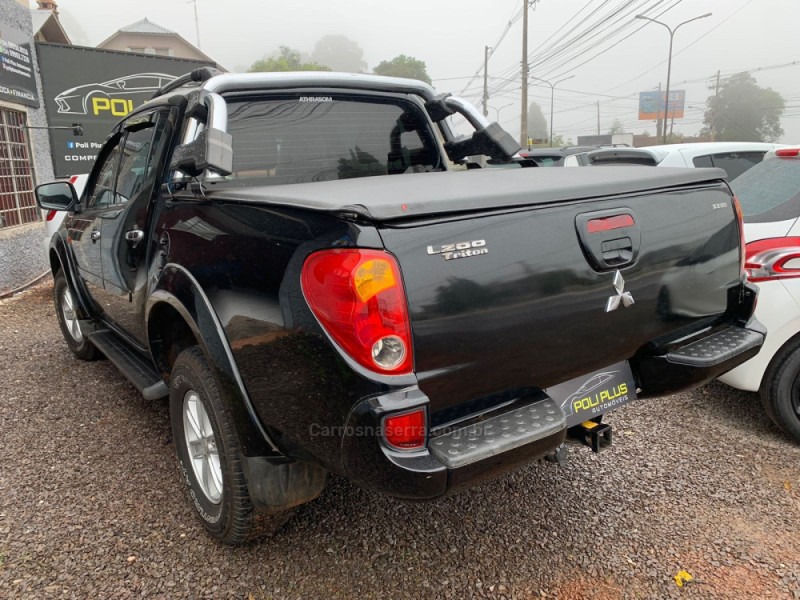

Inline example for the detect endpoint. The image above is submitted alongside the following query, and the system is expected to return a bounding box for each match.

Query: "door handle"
[125,229,144,245]
[90,230,101,243]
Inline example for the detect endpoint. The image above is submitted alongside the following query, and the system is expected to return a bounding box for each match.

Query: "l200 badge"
[427,240,488,261]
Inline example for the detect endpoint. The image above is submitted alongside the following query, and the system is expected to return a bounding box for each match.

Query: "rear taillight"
[383,408,426,450]
[45,210,57,222]
[301,249,413,375]
[744,237,800,282]
[776,148,800,158]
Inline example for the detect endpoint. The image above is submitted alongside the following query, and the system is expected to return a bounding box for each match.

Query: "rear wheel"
[53,271,99,361]
[169,346,289,545]
[760,340,800,443]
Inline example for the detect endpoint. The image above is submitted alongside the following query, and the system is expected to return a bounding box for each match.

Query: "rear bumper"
[338,318,764,500]
[634,319,765,398]
[339,388,566,500]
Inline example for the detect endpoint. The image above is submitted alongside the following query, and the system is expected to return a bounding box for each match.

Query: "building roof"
[118,18,176,36]
[96,17,224,71]
[31,9,71,44]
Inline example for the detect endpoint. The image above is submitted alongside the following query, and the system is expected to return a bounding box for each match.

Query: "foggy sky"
[53,0,800,143]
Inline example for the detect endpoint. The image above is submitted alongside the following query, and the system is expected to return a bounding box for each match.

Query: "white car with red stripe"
[719,147,800,441]
[43,174,88,256]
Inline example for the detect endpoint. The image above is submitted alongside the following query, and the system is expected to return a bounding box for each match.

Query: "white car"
[718,147,800,441]
[647,141,787,181]
[43,174,88,256]
[564,142,785,181]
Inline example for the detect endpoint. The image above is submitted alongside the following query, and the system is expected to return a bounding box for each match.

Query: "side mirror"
[169,127,233,177]
[35,181,78,212]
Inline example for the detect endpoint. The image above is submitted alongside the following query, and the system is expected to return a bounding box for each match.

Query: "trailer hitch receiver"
[568,420,612,453]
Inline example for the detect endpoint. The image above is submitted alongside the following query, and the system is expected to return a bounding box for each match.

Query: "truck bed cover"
[206,166,728,222]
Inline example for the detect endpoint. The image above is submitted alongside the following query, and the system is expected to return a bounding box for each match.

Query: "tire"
[760,339,800,443]
[53,271,100,361]
[169,346,289,545]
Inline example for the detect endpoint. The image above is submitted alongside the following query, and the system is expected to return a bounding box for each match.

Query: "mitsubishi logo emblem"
[605,270,634,312]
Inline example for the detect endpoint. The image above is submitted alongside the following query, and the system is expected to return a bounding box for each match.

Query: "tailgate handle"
[601,237,633,265]
[576,209,641,271]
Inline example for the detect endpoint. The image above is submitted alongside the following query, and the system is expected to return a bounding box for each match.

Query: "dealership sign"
[37,43,212,177]
[638,89,685,120]
[0,23,38,107]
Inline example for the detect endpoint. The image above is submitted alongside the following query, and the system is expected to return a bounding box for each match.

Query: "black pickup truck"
[36,68,764,544]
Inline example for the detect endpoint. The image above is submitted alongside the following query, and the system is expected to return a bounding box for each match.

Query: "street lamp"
[489,103,513,124]
[530,75,575,147]
[635,12,712,144]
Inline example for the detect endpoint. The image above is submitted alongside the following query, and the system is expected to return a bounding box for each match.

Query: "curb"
[0,271,51,300]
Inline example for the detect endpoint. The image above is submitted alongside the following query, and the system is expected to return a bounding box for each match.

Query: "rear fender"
[147,263,281,458]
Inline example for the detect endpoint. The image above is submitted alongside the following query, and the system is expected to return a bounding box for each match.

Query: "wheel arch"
[147,264,281,458]
[761,329,800,391]
[48,235,94,320]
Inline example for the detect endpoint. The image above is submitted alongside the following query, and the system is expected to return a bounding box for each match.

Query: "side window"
[115,117,160,204]
[84,138,122,209]
[710,151,766,181]
[692,155,714,169]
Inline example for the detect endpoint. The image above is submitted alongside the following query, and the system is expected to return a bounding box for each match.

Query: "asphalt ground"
[2,282,799,599]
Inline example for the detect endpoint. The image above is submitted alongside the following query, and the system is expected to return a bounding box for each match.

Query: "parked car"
[518,146,599,166]
[649,142,786,180]
[43,174,88,257]
[718,147,800,441]
[564,147,660,167]
[36,68,762,545]
[563,142,785,179]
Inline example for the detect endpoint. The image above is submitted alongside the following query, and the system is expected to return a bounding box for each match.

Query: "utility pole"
[711,69,721,141]
[483,46,490,118]
[520,0,529,148]
[656,82,663,140]
[635,12,712,144]
[191,0,202,50]
[596,101,600,135]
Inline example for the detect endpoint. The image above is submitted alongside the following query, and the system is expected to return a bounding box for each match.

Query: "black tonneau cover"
[206,166,727,222]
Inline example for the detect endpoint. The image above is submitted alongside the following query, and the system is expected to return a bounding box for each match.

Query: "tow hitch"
[568,420,612,453]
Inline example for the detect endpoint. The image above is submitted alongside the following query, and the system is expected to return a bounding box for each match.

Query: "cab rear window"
[214,94,443,188]
[732,157,800,222]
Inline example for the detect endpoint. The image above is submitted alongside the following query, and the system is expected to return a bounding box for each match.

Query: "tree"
[373,55,431,84]
[607,119,625,135]
[311,35,367,73]
[527,101,548,143]
[248,46,331,73]
[701,73,785,142]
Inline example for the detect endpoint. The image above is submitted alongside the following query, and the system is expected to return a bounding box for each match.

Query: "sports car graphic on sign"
[54,73,176,115]
[560,371,618,416]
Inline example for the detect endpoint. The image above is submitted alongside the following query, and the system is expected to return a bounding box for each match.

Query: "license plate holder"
[545,361,637,427]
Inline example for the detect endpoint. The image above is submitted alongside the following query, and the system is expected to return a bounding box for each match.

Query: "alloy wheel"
[182,390,223,504]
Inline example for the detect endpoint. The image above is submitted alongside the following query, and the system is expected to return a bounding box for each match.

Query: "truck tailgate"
[378,175,741,425]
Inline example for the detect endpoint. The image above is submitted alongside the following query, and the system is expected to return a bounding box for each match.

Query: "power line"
[458,3,525,95]
[534,0,685,82]
[488,0,680,100]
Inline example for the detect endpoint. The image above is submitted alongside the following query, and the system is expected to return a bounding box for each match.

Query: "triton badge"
[427,239,488,261]
[605,270,634,312]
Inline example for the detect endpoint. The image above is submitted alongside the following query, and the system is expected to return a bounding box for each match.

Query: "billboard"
[36,43,213,177]
[638,89,685,120]
[0,23,38,107]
